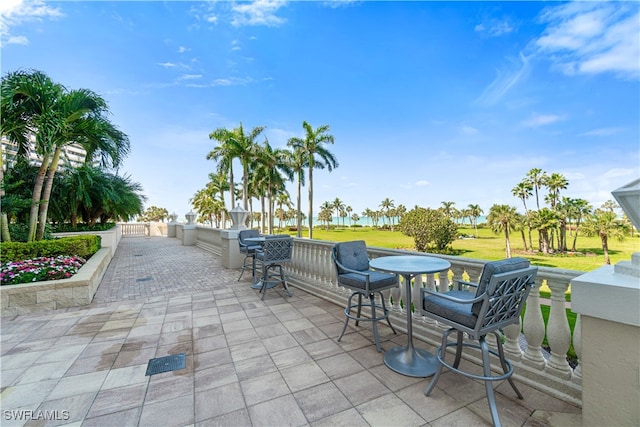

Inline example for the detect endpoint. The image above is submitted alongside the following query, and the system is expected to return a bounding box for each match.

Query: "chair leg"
[493,331,523,399]
[369,293,382,353]
[278,265,292,297]
[480,336,502,427]
[377,291,396,334]
[337,292,357,342]
[355,293,363,327]
[425,328,451,396]
[453,331,464,369]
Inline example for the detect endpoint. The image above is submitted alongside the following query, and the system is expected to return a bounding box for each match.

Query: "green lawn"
[301,225,639,272]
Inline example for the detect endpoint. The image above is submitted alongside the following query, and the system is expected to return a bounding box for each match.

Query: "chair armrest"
[455,280,479,291]
[422,288,485,304]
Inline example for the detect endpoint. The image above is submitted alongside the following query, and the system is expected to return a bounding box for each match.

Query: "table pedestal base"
[384,346,438,377]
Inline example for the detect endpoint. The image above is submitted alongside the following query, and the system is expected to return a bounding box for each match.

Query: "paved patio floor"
[1,237,582,426]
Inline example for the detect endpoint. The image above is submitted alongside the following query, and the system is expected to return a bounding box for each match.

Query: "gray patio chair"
[238,229,261,281]
[421,257,537,427]
[254,235,293,300]
[332,240,398,352]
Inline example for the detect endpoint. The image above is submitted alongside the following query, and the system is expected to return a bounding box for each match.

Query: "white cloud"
[415,180,430,187]
[474,17,515,37]
[231,0,286,27]
[580,127,625,137]
[0,0,62,47]
[534,2,640,79]
[158,62,177,68]
[521,113,564,128]
[601,168,635,180]
[475,52,530,106]
[178,74,202,80]
[177,46,190,54]
[460,125,479,135]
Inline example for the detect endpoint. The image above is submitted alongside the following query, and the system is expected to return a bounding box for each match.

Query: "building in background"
[1,135,87,170]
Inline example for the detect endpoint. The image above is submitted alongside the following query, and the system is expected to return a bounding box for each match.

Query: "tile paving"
[0,237,582,426]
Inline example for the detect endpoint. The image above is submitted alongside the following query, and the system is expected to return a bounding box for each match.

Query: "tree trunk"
[296,175,302,238]
[37,147,62,240]
[28,155,50,242]
[0,213,11,242]
[601,233,610,265]
[504,227,512,258]
[307,166,313,239]
[520,229,528,252]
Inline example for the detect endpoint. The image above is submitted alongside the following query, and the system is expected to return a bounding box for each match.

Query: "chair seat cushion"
[338,270,397,291]
[423,290,477,329]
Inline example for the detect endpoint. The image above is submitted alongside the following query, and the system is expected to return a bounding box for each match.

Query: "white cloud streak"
[534,2,639,79]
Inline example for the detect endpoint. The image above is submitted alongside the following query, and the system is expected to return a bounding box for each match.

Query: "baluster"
[522,277,546,368]
[545,277,572,378]
[391,275,402,313]
[412,274,422,319]
[450,266,465,287]
[503,318,523,361]
[572,314,582,383]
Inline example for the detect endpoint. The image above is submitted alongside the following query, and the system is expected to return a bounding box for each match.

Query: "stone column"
[182,211,197,246]
[167,212,178,238]
[221,229,243,269]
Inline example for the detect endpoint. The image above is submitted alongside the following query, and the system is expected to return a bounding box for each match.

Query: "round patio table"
[370,255,451,377]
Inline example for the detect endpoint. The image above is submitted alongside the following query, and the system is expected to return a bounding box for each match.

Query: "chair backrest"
[476,265,537,332]
[260,236,293,263]
[332,240,370,275]
[472,257,531,316]
[238,229,261,247]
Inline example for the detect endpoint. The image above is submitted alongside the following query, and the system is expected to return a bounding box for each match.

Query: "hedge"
[0,235,101,263]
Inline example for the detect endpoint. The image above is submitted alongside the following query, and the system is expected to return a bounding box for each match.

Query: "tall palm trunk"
[503,224,512,258]
[37,146,62,240]
[601,233,610,265]
[28,154,50,242]
[296,174,302,238]
[307,165,313,239]
[0,155,10,242]
[260,196,266,233]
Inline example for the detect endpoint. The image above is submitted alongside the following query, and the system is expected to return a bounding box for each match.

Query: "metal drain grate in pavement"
[136,276,153,282]
[145,353,186,376]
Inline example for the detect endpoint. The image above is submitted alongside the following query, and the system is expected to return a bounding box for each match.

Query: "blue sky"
[2,0,639,221]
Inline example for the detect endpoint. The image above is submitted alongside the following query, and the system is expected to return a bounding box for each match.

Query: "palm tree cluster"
[486,168,630,262]
[197,121,337,237]
[1,69,143,242]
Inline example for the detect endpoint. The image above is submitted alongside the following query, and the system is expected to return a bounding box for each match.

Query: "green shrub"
[51,223,116,233]
[0,235,101,263]
[7,223,53,242]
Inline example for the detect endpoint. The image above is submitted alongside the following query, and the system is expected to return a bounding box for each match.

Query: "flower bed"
[1,256,87,286]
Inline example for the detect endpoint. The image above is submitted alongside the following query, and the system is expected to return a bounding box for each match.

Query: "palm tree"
[545,172,568,210]
[467,204,484,237]
[2,70,130,240]
[526,168,547,210]
[380,198,395,229]
[487,204,519,258]
[234,123,266,210]
[440,201,456,219]
[288,147,307,237]
[252,140,293,233]
[333,198,345,228]
[208,127,239,209]
[287,121,338,239]
[2,70,64,241]
[581,209,630,265]
[37,89,129,240]
[569,198,592,251]
[345,205,352,227]
[512,180,533,214]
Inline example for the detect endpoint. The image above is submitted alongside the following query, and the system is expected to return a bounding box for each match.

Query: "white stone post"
[182,211,197,246]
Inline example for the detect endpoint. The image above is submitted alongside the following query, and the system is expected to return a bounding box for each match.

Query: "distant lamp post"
[229,204,248,230]
[185,210,196,225]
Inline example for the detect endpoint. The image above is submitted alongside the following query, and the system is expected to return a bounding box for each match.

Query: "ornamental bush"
[398,207,458,252]
[0,235,101,263]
